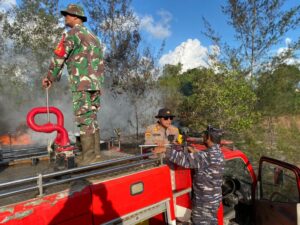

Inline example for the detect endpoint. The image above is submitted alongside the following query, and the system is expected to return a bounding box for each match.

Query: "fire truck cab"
[0,142,299,225]
[221,150,300,225]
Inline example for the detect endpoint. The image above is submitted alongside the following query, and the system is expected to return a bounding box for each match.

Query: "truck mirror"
[274,167,284,185]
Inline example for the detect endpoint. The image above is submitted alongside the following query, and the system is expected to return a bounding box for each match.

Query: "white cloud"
[159,39,217,72]
[285,37,292,46]
[277,37,300,65]
[139,10,172,39]
[0,0,16,12]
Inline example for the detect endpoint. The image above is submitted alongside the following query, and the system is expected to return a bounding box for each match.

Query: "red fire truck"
[0,107,299,225]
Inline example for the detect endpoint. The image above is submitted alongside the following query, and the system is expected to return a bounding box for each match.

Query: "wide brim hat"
[155,108,176,118]
[61,4,87,22]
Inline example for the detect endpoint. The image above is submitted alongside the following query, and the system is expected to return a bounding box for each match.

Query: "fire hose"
[26,107,74,152]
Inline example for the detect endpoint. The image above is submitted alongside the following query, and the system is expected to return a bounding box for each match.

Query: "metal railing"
[0,153,159,199]
[138,144,171,155]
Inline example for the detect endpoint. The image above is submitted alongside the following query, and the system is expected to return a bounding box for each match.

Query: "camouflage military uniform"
[166,144,224,225]
[144,122,179,145]
[47,24,104,135]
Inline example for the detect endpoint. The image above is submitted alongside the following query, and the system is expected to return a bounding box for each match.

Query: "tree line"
[158,0,300,163]
[0,0,300,163]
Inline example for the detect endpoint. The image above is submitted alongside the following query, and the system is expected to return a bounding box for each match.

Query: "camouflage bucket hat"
[61,4,87,22]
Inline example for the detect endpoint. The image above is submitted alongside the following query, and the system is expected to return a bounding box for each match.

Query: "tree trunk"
[134,104,139,143]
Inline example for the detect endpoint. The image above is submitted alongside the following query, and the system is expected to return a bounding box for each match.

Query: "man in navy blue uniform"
[154,126,224,225]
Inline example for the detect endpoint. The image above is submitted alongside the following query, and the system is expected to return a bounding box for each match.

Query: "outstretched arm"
[154,145,206,169]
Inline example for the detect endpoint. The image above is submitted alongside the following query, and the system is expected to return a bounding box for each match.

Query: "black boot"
[94,129,101,158]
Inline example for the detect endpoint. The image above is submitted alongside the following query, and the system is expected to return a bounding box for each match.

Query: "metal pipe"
[1,148,48,160]
[0,158,158,199]
[0,176,38,189]
[1,148,46,153]
[5,152,47,159]
[139,144,171,148]
[0,153,154,189]
[43,153,153,178]
[0,145,48,152]
[37,174,43,197]
[0,185,38,198]
[3,148,47,154]
[4,150,46,156]
[0,149,47,155]
[139,144,171,154]
[43,159,157,188]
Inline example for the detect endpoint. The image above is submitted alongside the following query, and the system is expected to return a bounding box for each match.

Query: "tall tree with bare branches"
[204,0,300,76]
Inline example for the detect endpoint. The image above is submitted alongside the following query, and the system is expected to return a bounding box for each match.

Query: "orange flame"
[0,133,32,146]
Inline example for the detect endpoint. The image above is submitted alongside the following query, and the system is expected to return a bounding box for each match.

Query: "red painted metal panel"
[174,165,192,191]
[176,194,191,209]
[174,164,192,213]
[91,166,174,224]
[0,186,93,225]
[217,203,224,225]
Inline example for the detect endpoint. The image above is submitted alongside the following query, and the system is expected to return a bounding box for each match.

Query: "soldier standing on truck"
[144,108,180,145]
[154,126,224,225]
[42,4,104,165]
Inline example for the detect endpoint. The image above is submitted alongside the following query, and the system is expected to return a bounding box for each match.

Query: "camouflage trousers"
[72,91,101,135]
[191,203,219,225]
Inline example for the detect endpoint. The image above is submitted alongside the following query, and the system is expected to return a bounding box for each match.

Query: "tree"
[0,10,4,56]
[158,63,183,112]
[256,64,300,116]
[204,0,300,75]
[180,68,258,132]
[83,0,160,140]
[2,0,63,76]
[83,0,143,89]
[159,65,258,132]
[0,0,65,106]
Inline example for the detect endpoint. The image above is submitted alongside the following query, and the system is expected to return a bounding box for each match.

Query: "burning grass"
[0,124,32,146]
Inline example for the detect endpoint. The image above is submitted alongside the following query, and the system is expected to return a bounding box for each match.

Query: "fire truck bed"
[0,150,134,182]
[0,149,157,207]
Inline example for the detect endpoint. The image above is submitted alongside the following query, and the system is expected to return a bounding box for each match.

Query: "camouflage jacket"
[144,122,179,145]
[166,144,224,204]
[47,24,104,92]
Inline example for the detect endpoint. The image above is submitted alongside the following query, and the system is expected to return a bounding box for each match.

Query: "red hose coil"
[26,107,71,148]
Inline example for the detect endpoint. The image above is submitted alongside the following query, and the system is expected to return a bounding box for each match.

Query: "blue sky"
[132,1,233,71]
[132,1,231,50]
[131,0,300,71]
[133,0,300,50]
[3,0,300,71]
